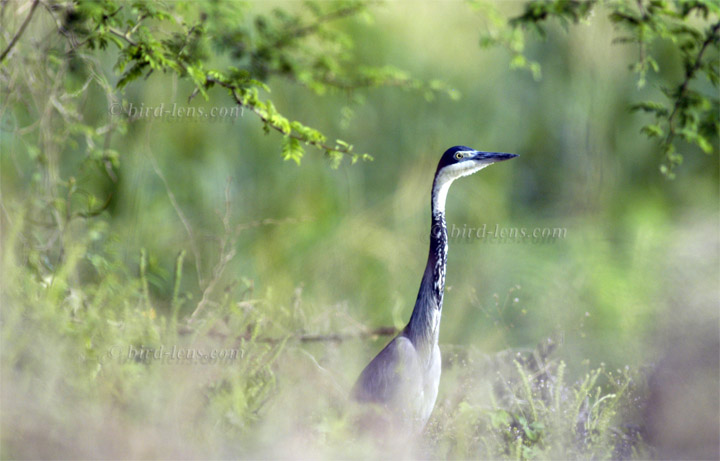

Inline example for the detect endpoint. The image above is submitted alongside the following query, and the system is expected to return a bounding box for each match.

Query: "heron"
[351,146,517,433]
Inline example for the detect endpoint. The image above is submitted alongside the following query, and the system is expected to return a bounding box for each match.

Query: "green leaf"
[630,101,668,116]
[281,137,304,165]
[640,124,664,138]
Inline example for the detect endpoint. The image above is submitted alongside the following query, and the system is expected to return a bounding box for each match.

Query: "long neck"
[405,176,450,352]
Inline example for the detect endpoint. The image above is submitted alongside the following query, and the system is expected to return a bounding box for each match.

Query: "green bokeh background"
[1,1,718,456]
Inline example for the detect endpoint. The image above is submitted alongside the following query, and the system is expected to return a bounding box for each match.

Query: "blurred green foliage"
[1,0,718,458]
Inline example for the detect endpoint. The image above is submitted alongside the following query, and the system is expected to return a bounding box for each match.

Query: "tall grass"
[1,205,650,459]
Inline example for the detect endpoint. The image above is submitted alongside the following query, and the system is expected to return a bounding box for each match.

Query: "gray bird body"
[351,146,517,433]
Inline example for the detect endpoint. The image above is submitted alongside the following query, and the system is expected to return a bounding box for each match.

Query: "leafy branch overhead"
[478,0,719,178]
[51,0,458,166]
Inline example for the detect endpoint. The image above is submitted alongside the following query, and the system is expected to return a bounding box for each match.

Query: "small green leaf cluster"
[478,0,596,80]
[478,0,719,178]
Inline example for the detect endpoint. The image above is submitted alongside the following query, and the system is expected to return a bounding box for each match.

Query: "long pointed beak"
[470,151,518,163]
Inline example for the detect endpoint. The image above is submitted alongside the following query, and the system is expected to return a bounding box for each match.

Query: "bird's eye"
[454,152,464,160]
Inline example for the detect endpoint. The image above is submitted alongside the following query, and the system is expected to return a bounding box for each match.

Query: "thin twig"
[269,3,367,49]
[214,82,355,156]
[39,1,87,53]
[0,0,40,63]
[296,326,399,343]
[147,146,204,287]
[189,179,236,321]
[297,348,346,397]
[178,325,399,344]
[235,216,310,232]
[277,71,422,92]
[190,245,235,320]
[108,26,138,47]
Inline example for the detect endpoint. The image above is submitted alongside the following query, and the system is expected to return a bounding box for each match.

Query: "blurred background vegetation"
[1,0,718,459]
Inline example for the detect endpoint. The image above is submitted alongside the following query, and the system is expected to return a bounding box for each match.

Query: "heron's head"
[432,146,517,213]
[436,146,517,181]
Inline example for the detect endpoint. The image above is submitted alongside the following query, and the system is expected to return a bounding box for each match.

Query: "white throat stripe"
[432,161,490,214]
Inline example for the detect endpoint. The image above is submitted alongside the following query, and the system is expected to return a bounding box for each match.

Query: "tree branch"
[208,76,356,156]
[270,3,366,49]
[0,0,40,63]
[178,324,399,344]
[665,20,720,137]
[108,25,138,47]
[230,87,353,156]
[84,16,358,158]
